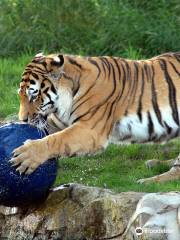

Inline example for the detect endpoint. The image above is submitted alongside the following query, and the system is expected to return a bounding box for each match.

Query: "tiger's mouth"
[29,110,62,135]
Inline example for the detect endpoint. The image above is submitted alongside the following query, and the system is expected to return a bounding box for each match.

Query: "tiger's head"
[18,52,97,131]
[18,53,70,130]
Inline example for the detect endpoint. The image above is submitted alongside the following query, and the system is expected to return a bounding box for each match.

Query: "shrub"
[0,0,179,57]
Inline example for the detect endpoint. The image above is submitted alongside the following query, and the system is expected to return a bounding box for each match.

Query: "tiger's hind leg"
[137,155,180,184]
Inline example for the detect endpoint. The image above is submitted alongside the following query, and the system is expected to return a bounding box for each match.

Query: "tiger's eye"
[30,79,36,85]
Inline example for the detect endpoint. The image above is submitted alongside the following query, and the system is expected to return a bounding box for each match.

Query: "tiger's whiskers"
[30,115,49,136]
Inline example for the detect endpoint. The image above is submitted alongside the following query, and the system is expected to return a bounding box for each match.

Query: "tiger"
[11,52,180,183]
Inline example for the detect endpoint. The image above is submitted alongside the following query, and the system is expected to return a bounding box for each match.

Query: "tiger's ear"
[48,55,65,81]
[32,52,45,63]
[51,54,64,67]
[35,52,44,58]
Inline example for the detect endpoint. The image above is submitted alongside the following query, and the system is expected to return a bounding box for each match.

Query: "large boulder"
[0,184,143,240]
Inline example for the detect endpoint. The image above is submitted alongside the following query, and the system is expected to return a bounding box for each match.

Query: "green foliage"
[0,0,179,57]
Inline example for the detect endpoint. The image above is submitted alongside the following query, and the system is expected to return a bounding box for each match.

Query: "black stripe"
[131,62,139,104]
[159,59,179,126]
[41,101,54,110]
[101,101,117,137]
[43,87,49,94]
[68,57,82,69]
[174,53,180,63]
[33,70,45,75]
[111,57,121,84]
[120,62,126,101]
[91,103,110,129]
[73,75,80,97]
[150,64,163,126]
[112,60,128,118]
[121,60,132,107]
[144,63,150,82]
[26,64,34,68]
[41,82,45,88]
[31,72,39,79]
[27,63,47,73]
[71,82,96,115]
[99,58,107,78]
[100,62,118,135]
[72,60,117,123]
[63,73,74,81]
[111,57,128,110]
[46,92,52,102]
[63,71,81,97]
[32,59,41,63]
[169,61,180,77]
[41,61,47,70]
[164,121,172,134]
[72,95,95,117]
[22,71,31,76]
[137,67,145,121]
[33,65,47,73]
[105,62,117,119]
[21,78,28,82]
[147,111,154,139]
[100,57,111,79]
[88,58,101,80]
[51,84,57,94]
[122,60,131,82]
[71,59,101,114]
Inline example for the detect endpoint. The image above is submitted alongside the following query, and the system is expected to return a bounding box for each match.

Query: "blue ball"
[0,123,57,207]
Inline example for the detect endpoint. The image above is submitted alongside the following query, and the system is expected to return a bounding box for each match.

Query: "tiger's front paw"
[10,139,49,175]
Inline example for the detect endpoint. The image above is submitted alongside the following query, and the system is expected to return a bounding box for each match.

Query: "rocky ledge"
[0,184,179,240]
[0,184,143,240]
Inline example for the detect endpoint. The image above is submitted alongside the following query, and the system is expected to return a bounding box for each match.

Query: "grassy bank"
[0,54,179,192]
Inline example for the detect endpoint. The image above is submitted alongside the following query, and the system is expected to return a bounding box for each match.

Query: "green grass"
[0,54,32,118]
[56,142,180,192]
[0,54,180,193]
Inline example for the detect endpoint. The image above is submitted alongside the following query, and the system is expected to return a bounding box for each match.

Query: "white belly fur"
[110,108,180,144]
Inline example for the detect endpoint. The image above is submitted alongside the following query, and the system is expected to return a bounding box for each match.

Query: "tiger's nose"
[21,114,35,122]
[22,118,28,123]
